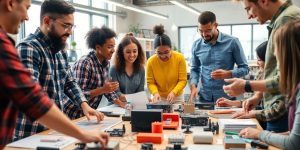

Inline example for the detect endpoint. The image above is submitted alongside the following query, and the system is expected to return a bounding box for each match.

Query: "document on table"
[6,135,76,149]
[49,117,122,135]
[97,104,125,115]
[125,91,148,109]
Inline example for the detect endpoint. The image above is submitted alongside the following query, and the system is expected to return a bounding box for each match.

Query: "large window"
[179,24,268,61]
[18,0,110,61]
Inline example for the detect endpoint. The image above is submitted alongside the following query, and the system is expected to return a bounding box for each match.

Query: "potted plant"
[129,24,141,37]
[68,41,78,62]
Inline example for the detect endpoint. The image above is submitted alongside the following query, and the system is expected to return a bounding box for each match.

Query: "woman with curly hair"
[110,33,146,100]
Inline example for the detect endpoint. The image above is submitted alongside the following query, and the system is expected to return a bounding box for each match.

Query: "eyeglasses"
[155,50,170,57]
[54,19,76,31]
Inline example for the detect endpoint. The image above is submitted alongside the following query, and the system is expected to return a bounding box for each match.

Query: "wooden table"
[5,116,280,150]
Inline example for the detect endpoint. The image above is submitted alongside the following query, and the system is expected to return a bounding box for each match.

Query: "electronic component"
[168,133,185,144]
[147,103,173,113]
[73,141,119,150]
[136,133,163,144]
[251,140,268,149]
[131,109,162,132]
[105,124,125,137]
[181,113,208,126]
[194,101,215,110]
[165,144,187,150]
[102,112,121,117]
[140,143,153,150]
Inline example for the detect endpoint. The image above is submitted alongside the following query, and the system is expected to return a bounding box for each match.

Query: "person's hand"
[103,81,119,93]
[167,92,175,103]
[243,98,260,113]
[223,78,246,97]
[239,127,262,139]
[81,102,104,122]
[232,111,255,119]
[211,69,232,80]
[113,99,126,108]
[119,94,127,103]
[152,93,161,103]
[79,131,109,148]
[216,97,241,107]
[189,84,198,103]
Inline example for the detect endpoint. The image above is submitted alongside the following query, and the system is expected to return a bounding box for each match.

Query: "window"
[232,25,252,60]
[25,4,41,36]
[92,15,107,28]
[73,12,90,56]
[91,0,106,9]
[253,24,268,58]
[179,24,268,61]
[178,27,200,60]
[73,0,89,5]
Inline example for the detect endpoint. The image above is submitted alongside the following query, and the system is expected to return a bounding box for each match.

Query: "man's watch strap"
[245,80,253,92]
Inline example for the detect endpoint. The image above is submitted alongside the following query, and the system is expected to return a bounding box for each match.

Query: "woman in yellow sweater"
[146,25,187,104]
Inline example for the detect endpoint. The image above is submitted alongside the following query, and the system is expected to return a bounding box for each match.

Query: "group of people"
[1,0,300,150]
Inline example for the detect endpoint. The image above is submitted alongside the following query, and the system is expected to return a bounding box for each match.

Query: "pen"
[224,131,239,135]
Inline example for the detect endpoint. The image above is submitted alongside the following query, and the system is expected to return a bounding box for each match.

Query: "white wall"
[115,0,300,47]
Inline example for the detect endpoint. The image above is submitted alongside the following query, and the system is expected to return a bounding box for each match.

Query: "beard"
[48,25,69,53]
[203,34,214,43]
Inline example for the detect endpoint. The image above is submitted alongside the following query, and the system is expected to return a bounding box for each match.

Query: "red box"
[136,133,163,144]
[162,113,179,129]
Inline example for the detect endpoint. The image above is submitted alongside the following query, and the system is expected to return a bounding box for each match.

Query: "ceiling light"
[101,0,168,19]
[169,0,201,15]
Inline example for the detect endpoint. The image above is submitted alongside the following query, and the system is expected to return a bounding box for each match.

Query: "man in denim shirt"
[189,11,249,102]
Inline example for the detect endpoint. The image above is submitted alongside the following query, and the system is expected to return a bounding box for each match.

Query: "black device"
[147,103,173,113]
[182,125,192,134]
[194,101,215,110]
[165,144,187,150]
[121,115,131,121]
[181,113,208,126]
[131,109,162,132]
[105,124,125,137]
[140,143,153,150]
[204,119,219,134]
[102,112,120,117]
[251,140,269,149]
[73,141,119,150]
[36,147,59,150]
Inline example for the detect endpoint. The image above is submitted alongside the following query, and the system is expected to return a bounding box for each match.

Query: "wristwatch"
[245,80,253,92]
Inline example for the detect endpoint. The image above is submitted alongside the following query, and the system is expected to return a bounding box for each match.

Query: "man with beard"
[14,0,103,140]
[189,11,249,103]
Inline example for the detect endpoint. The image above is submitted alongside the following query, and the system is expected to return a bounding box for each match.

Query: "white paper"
[7,135,76,149]
[97,104,125,115]
[188,144,224,150]
[125,91,148,109]
[219,119,257,129]
[49,118,122,135]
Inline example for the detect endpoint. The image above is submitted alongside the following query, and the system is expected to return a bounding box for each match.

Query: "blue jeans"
[266,113,288,132]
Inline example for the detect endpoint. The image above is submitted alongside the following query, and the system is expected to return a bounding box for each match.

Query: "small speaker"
[131,109,162,132]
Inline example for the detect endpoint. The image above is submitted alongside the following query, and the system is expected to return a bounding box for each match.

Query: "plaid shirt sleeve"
[72,60,93,100]
[17,42,42,82]
[0,31,53,147]
[64,65,87,107]
[255,95,287,122]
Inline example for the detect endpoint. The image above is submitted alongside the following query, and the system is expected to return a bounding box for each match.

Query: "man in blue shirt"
[189,11,249,102]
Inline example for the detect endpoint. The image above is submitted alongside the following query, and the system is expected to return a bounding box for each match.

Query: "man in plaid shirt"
[0,0,109,149]
[64,27,127,119]
[224,0,300,132]
[14,0,103,140]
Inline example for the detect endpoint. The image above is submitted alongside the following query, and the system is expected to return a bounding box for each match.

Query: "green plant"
[129,24,141,35]
[172,43,181,53]
[70,41,77,50]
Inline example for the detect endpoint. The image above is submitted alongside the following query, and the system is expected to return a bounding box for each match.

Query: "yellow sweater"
[146,51,187,98]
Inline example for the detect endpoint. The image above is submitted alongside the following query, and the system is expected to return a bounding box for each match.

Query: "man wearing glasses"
[14,0,103,140]
[189,11,249,103]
